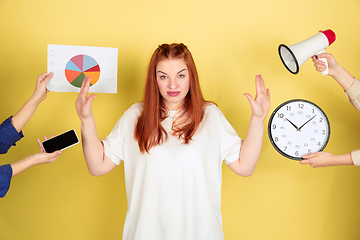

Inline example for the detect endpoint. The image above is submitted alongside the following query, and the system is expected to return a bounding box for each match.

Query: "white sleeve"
[216,107,242,165]
[102,116,126,165]
[351,149,360,166]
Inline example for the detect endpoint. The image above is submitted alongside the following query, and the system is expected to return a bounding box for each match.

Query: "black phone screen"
[42,129,79,153]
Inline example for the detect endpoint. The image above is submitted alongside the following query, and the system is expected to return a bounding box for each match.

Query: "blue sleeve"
[0,164,13,198]
[0,117,24,154]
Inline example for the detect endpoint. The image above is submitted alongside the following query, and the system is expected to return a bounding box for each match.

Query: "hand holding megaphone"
[312,53,356,92]
[279,29,336,75]
[316,49,329,75]
[312,53,338,76]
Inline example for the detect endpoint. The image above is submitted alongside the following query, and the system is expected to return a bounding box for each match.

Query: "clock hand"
[285,118,300,131]
[298,115,316,131]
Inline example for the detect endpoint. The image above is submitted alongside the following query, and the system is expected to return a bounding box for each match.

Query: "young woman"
[75,43,270,240]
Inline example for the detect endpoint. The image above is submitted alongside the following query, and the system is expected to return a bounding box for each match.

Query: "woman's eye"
[159,75,167,80]
[178,74,185,78]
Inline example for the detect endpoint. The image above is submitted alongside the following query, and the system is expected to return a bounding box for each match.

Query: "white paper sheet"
[47,44,118,93]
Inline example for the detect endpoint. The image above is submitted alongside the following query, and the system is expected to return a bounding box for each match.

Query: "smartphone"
[42,129,79,153]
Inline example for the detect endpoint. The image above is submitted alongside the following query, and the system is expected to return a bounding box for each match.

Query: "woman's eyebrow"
[177,69,187,74]
[157,69,187,75]
[157,70,167,75]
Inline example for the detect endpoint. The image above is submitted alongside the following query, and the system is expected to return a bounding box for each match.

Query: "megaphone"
[278,29,336,75]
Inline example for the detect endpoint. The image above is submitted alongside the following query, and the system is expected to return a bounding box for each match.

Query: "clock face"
[268,99,330,160]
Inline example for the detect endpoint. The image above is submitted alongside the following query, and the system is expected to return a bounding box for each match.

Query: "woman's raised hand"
[75,77,97,120]
[244,74,271,121]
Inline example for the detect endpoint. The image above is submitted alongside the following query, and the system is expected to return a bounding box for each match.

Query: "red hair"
[134,43,208,153]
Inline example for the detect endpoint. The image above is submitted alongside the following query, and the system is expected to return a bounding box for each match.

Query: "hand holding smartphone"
[42,129,79,153]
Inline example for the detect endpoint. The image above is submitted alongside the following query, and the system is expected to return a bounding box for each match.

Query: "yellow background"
[1,0,360,239]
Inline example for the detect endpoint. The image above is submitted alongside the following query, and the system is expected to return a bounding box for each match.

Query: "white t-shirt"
[102,102,242,240]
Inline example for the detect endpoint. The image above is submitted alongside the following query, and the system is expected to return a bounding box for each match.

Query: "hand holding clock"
[300,152,353,168]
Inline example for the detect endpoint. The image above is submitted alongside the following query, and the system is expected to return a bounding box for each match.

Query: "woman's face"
[156,58,190,110]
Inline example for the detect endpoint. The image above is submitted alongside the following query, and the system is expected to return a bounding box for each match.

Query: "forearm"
[329,153,353,166]
[229,116,265,176]
[11,155,38,177]
[12,96,42,133]
[10,150,62,177]
[301,152,353,167]
[81,116,109,176]
[76,76,115,176]
[330,65,355,91]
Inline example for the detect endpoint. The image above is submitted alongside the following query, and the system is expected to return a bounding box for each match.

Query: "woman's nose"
[168,78,177,89]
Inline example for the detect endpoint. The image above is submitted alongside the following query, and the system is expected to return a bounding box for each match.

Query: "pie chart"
[65,54,100,88]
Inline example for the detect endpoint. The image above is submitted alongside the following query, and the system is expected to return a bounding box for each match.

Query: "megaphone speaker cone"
[278,44,299,74]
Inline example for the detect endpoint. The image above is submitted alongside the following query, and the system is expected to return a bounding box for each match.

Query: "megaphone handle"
[317,49,328,75]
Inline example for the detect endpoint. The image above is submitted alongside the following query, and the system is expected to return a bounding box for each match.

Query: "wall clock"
[268,99,330,160]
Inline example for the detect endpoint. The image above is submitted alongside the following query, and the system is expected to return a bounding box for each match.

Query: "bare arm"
[12,73,53,132]
[11,137,62,177]
[300,54,357,168]
[75,77,116,176]
[228,75,271,176]
[300,152,353,168]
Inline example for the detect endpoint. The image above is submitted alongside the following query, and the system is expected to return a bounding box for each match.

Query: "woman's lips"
[167,91,180,97]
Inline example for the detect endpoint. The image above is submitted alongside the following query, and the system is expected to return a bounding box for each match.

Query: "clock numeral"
[298,104,304,109]
[284,146,287,151]
[317,142,321,146]
[286,106,291,111]
[278,113,284,118]
[322,130,326,135]
[272,124,276,129]
[319,117,323,123]
[295,151,299,156]
[275,137,279,142]
[308,149,312,153]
